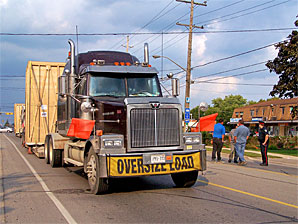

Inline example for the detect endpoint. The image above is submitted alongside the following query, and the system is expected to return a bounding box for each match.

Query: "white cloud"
[193,34,207,58]
[0,0,7,7]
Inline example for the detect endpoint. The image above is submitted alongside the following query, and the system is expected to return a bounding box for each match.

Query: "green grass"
[205,147,281,158]
[206,144,297,157]
[246,146,298,157]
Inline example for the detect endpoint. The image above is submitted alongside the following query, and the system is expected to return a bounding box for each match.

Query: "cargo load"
[24,61,65,155]
[14,103,25,137]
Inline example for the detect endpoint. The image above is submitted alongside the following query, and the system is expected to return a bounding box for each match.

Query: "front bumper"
[97,149,206,178]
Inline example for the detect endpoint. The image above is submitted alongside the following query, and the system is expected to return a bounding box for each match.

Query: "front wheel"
[86,147,109,194]
[171,170,198,188]
[49,137,62,167]
[44,135,50,164]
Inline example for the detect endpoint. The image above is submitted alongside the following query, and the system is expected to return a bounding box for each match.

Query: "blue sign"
[186,97,190,103]
[185,108,190,120]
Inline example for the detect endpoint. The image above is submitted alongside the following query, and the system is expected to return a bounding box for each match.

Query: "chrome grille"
[130,108,180,148]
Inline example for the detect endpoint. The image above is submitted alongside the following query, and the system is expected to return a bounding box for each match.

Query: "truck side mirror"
[172,78,180,97]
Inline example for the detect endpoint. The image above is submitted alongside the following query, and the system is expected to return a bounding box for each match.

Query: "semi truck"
[44,39,206,194]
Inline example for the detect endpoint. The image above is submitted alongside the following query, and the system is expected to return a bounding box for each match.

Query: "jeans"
[229,143,238,161]
[235,142,246,162]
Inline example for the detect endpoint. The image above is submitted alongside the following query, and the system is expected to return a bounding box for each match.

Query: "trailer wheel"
[49,137,62,168]
[44,136,50,164]
[171,170,198,188]
[86,147,109,194]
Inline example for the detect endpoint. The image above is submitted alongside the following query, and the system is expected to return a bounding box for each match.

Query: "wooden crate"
[25,61,65,145]
[14,103,25,136]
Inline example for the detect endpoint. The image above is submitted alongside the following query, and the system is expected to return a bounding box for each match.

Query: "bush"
[277,141,284,149]
[268,145,278,151]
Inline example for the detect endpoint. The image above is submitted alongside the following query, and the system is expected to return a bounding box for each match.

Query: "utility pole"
[176,0,206,131]
[122,35,134,52]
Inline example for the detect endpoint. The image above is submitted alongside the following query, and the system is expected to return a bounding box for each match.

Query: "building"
[231,98,298,136]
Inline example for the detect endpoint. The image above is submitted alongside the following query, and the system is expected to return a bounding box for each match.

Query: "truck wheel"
[49,137,62,167]
[171,170,198,188]
[86,147,109,194]
[44,136,50,164]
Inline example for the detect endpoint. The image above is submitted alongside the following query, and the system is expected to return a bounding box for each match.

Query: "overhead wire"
[203,0,292,27]
[108,0,176,50]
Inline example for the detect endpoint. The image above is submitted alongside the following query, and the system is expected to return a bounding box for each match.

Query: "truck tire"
[86,147,109,194]
[171,170,198,188]
[49,137,62,168]
[44,136,50,164]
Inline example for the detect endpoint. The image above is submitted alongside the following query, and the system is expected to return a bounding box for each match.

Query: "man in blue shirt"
[234,119,250,166]
[212,119,225,162]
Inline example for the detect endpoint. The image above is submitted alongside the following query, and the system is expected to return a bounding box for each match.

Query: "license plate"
[150,154,166,164]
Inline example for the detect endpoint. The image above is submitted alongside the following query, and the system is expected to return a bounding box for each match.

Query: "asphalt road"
[1,133,297,223]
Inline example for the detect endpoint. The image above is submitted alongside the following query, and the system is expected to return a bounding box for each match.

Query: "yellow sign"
[108,152,201,177]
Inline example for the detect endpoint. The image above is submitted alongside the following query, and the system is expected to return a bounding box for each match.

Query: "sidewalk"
[205,146,298,161]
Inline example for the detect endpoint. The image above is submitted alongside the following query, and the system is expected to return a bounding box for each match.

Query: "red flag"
[191,113,218,132]
[67,118,95,139]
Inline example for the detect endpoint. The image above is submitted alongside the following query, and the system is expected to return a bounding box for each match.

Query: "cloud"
[193,34,207,58]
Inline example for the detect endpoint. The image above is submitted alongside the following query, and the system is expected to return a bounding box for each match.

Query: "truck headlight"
[183,134,202,145]
[103,139,123,148]
[104,140,114,147]
[101,134,124,150]
[185,137,193,144]
[193,137,200,143]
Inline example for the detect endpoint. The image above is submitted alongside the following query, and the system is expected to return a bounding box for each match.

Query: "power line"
[108,0,176,50]
[192,42,279,70]
[0,28,294,36]
[203,0,292,27]
[199,0,277,25]
[195,81,274,86]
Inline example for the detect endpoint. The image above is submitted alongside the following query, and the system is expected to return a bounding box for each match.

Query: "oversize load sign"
[108,152,201,177]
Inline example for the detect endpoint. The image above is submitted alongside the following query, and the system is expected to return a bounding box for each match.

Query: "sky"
[0,0,297,124]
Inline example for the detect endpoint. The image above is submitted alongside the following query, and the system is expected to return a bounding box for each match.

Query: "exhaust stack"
[67,39,76,123]
[144,43,149,65]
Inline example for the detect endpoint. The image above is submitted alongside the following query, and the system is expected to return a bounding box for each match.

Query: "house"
[231,98,298,136]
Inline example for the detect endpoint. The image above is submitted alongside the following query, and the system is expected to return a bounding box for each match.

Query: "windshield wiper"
[93,94,122,98]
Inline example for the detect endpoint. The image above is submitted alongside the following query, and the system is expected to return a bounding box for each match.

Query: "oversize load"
[108,152,201,177]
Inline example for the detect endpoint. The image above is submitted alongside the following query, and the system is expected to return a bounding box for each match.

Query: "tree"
[191,95,247,129]
[266,19,298,117]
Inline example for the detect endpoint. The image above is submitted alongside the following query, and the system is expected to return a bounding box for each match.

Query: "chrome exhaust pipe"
[144,43,149,65]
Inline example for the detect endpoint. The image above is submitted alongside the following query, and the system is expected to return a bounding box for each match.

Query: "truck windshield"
[127,74,161,97]
[89,74,161,97]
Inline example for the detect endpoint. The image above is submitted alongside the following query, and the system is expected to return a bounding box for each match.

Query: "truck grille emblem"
[151,102,160,109]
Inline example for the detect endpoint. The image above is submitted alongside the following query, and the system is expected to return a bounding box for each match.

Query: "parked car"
[0,126,13,133]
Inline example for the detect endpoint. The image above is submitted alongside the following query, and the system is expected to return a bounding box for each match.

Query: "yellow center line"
[197,179,298,209]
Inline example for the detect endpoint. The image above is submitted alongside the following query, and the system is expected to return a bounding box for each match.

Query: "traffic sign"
[185,108,190,119]
[186,97,190,103]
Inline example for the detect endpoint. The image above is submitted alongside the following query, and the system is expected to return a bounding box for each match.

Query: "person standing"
[258,120,269,166]
[234,120,250,166]
[212,119,225,162]
[228,124,238,163]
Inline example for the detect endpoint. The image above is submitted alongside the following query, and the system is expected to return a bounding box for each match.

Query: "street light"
[152,55,187,72]
[198,102,208,132]
[153,55,190,132]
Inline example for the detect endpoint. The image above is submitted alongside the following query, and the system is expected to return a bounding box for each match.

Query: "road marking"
[4,135,77,224]
[198,179,298,209]
[209,162,298,178]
